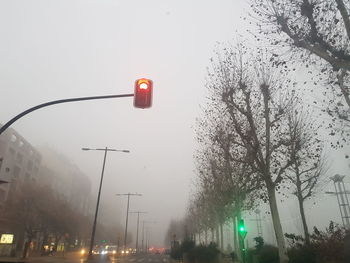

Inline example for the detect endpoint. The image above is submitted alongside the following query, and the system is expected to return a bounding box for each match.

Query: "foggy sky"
[1,0,349,247]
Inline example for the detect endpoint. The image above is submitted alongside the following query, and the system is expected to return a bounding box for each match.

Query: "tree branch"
[335,0,350,40]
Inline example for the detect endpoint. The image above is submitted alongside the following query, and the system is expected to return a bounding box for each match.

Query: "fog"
[0,0,349,249]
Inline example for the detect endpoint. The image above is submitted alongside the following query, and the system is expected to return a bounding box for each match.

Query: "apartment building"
[0,125,42,210]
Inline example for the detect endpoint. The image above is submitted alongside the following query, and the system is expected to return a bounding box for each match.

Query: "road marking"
[138,259,144,262]
[148,259,152,262]
[163,259,167,262]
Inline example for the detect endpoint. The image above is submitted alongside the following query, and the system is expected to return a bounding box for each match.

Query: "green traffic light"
[238,219,247,235]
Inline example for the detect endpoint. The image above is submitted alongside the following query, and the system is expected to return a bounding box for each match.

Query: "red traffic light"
[134,78,153,109]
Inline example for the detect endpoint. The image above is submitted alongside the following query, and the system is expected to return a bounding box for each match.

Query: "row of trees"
[2,181,90,258]
[168,1,349,263]
[2,180,124,258]
[191,44,327,262]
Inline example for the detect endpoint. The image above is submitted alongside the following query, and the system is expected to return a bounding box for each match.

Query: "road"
[79,254,172,263]
[109,254,170,263]
[0,252,172,263]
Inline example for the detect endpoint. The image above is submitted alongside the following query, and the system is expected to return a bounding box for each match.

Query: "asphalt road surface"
[110,254,171,263]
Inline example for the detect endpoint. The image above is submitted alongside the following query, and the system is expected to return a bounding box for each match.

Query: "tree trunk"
[211,228,215,243]
[215,226,219,246]
[233,217,238,256]
[205,229,208,245]
[22,238,32,259]
[267,186,288,263]
[220,223,224,251]
[297,193,310,245]
[53,234,62,252]
[40,231,48,256]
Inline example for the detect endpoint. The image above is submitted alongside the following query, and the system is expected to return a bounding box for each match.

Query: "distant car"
[121,248,131,255]
[105,245,117,255]
[80,248,88,256]
[92,246,106,255]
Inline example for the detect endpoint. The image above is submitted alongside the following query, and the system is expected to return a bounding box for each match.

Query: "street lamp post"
[129,211,147,253]
[0,94,134,135]
[116,193,142,251]
[82,147,129,258]
[141,220,156,252]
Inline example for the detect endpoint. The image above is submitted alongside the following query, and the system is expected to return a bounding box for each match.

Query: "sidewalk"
[0,252,82,263]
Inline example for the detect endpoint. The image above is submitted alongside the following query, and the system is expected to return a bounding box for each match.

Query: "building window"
[25,173,31,181]
[8,180,17,196]
[8,148,15,156]
[27,160,33,171]
[10,134,17,143]
[13,166,20,178]
[16,153,23,164]
[0,189,5,201]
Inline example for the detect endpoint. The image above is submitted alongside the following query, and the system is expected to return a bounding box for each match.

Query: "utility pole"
[250,209,264,238]
[145,227,150,252]
[82,147,129,258]
[141,220,156,252]
[116,193,142,251]
[129,211,147,253]
[326,174,350,228]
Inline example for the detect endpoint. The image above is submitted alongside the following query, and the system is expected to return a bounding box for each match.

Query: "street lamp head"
[82,148,90,151]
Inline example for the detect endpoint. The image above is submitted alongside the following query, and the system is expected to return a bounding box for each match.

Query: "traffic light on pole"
[238,219,247,239]
[134,78,153,108]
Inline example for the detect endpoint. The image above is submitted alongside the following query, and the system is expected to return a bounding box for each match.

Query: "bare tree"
[5,182,45,258]
[252,0,350,140]
[285,110,328,245]
[165,219,186,245]
[4,181,85,257]
[195,99,261,249]
[205,43,302,263]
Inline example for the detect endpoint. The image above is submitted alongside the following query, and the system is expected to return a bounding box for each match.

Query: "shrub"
[174,240,220,263]
[287,246,317,263]
[254,236,264,251]
[181,239,196,262]
[193,243,220,263]
[170,246,182,260]
[257,245,279,263]
[311,221,346,263]
[246,247,257,263]
[181,239,196,254]
[285,221,349,263]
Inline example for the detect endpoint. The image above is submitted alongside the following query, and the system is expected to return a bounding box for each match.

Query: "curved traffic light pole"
[0,93,134,135]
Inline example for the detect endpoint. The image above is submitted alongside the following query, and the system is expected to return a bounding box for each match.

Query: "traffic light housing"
[134,78,153,108]
[238,219,247,239]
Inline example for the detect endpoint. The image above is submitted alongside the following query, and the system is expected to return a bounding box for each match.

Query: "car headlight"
[126,250,129,254]
[113,250,116,254]
[81,249,85,255]
[121,250,125,254]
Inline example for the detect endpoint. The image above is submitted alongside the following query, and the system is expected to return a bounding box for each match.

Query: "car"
[105,245,118,255]
[80,248,87,256]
